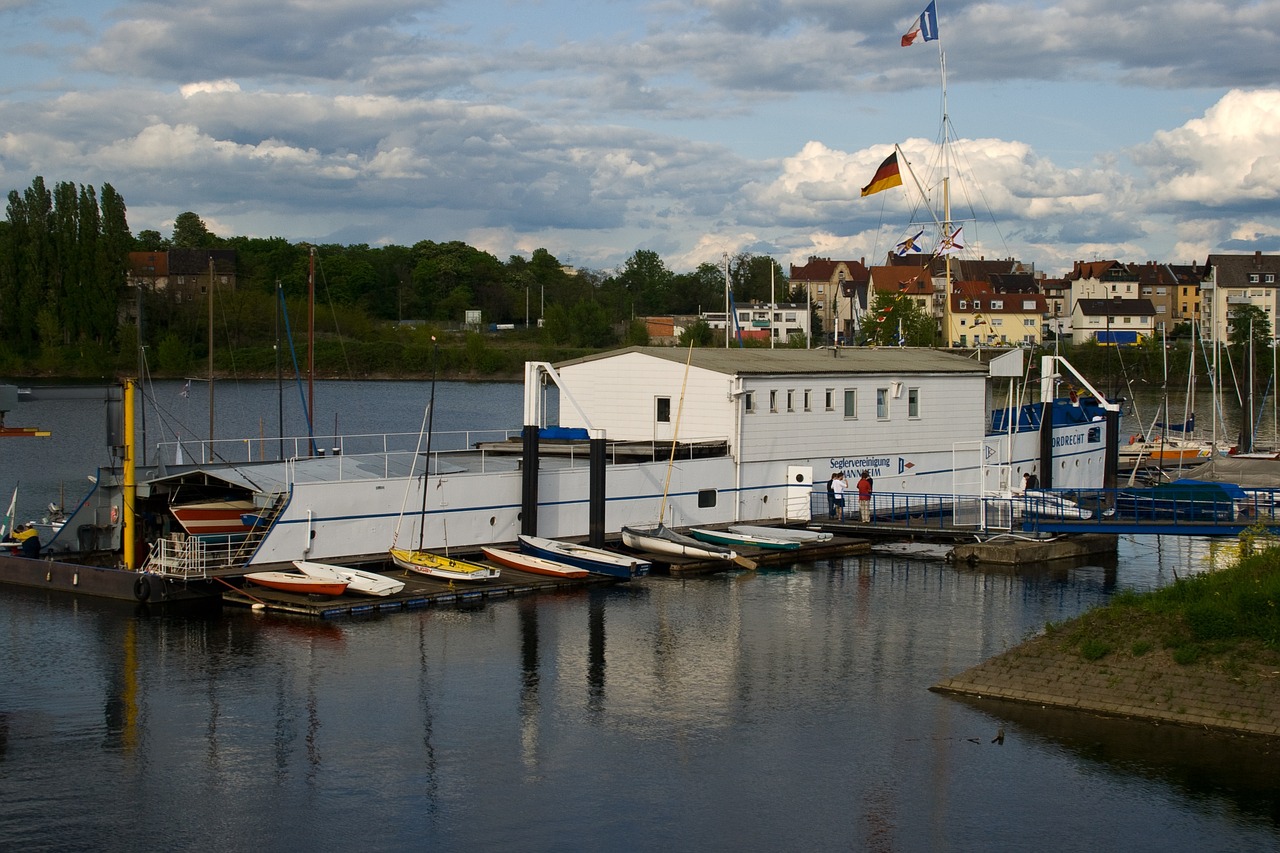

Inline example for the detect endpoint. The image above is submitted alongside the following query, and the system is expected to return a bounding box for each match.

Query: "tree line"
[1,178,813,377]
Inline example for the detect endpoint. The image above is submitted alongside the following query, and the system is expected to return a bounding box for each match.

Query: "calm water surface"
[0,380,1277,851]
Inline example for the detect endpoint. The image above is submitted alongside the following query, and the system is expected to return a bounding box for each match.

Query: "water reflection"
[1,542,1278,850]
[952,695,1280,827]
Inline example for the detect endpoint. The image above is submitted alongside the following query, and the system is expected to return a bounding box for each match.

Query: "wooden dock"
[219,532,873,616]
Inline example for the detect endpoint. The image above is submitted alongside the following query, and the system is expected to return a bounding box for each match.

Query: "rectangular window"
[743,391,755,414]
[1268,274,1276,283]
[786,390,794,412]
[843,389,857,418]
[769,390,778,412]
[697,489,717,508]
[803,389,811,412]
[825,389,834,411]
[1022,300,1036,310]
[991,300,1004,309]
[908,388,920,418]
[656,397,671,423]
[876,388,889,419]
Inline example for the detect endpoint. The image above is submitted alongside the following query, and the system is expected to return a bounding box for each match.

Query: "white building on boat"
[49,346,1111,573]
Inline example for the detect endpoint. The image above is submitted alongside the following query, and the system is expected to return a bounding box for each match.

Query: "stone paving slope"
[932,629,1280,737]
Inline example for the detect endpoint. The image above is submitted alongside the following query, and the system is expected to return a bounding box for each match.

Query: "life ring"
[110,506,120,524]
[133,574,151,602]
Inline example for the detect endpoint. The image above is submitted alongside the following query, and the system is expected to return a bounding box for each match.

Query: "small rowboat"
[244,571,348,596]
[481,546,590,578]
[688,527,800,551]
[389,548,500,582]
[621,525,737,561]
[518,534,650,579]
[728,524,833,543]
[293,560,406,596]
[171,499,256,535]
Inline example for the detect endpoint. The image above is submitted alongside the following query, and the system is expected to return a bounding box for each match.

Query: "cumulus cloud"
[1,2,1279,274]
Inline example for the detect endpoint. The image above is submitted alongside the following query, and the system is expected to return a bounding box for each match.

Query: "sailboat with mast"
[866,2,1120,497]
[389,343,500,582]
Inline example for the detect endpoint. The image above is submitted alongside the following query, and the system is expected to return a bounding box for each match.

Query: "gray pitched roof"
[1075,298,1157,317]
[555,346,987,376]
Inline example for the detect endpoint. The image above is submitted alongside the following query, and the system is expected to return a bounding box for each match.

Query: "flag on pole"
[895,229,925,255]
[937,226,964,256]
[901,1,939,46]
[861,152,903,197]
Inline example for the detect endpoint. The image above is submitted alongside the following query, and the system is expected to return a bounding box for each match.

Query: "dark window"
[697,489,717,508]
[656,397,671,423]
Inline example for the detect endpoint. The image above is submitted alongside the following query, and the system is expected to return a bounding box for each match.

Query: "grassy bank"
[1051,530,1280,670]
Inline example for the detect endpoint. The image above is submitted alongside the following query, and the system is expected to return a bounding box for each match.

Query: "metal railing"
[810,487,1280,535]
[143,533,250,578]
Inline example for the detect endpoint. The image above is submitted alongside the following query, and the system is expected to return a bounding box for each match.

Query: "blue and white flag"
[895,229,925,255]
[901,1,939,46]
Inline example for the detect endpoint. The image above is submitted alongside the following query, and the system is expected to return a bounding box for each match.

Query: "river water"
[0,380,1278,851]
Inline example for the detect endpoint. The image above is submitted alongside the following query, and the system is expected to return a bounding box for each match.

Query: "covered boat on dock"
[517,534,650,579]
[389,548,500,582]
[293,560,405,596]
[688,527,800,550]
[621,525,737,561]
[480,546,590,578]
[245,570,348,596]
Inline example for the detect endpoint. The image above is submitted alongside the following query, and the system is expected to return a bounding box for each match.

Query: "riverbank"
[933,545,1280,736]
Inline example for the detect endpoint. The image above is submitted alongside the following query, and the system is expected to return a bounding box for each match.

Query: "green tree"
[172,211,214,248]
[863,292,934,346]
[679,318,715,347]
[617,249,675,315]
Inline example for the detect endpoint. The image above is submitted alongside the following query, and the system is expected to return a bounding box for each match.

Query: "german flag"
[860,152,903,197]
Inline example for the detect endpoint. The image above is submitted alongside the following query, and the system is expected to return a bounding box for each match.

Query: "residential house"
[1072,297,1156,344]
[947,283,1046,347]
[1200,252,1280,344]
[700,302,812,345]
[129,248,237,307]
[1135,261,1206,333]
[789,257,870,344]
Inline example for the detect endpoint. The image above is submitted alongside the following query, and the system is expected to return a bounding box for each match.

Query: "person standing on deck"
[830,472,846,521]
[857,472,873,523]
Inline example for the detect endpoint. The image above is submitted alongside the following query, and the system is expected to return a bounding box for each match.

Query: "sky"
[1,0,1279,279]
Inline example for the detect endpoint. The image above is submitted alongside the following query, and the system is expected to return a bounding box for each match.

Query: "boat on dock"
[293,560,405,596]
[389,548,501,582]
[517,534,650,579]
[171,499,256,535]
[245,570,348,596]
[622,525,737,561]
[688,527,800,550]
[728,524,833,543]
[480,546,590,578]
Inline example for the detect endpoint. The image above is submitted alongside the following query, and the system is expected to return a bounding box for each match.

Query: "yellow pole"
[123,378,137,570]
